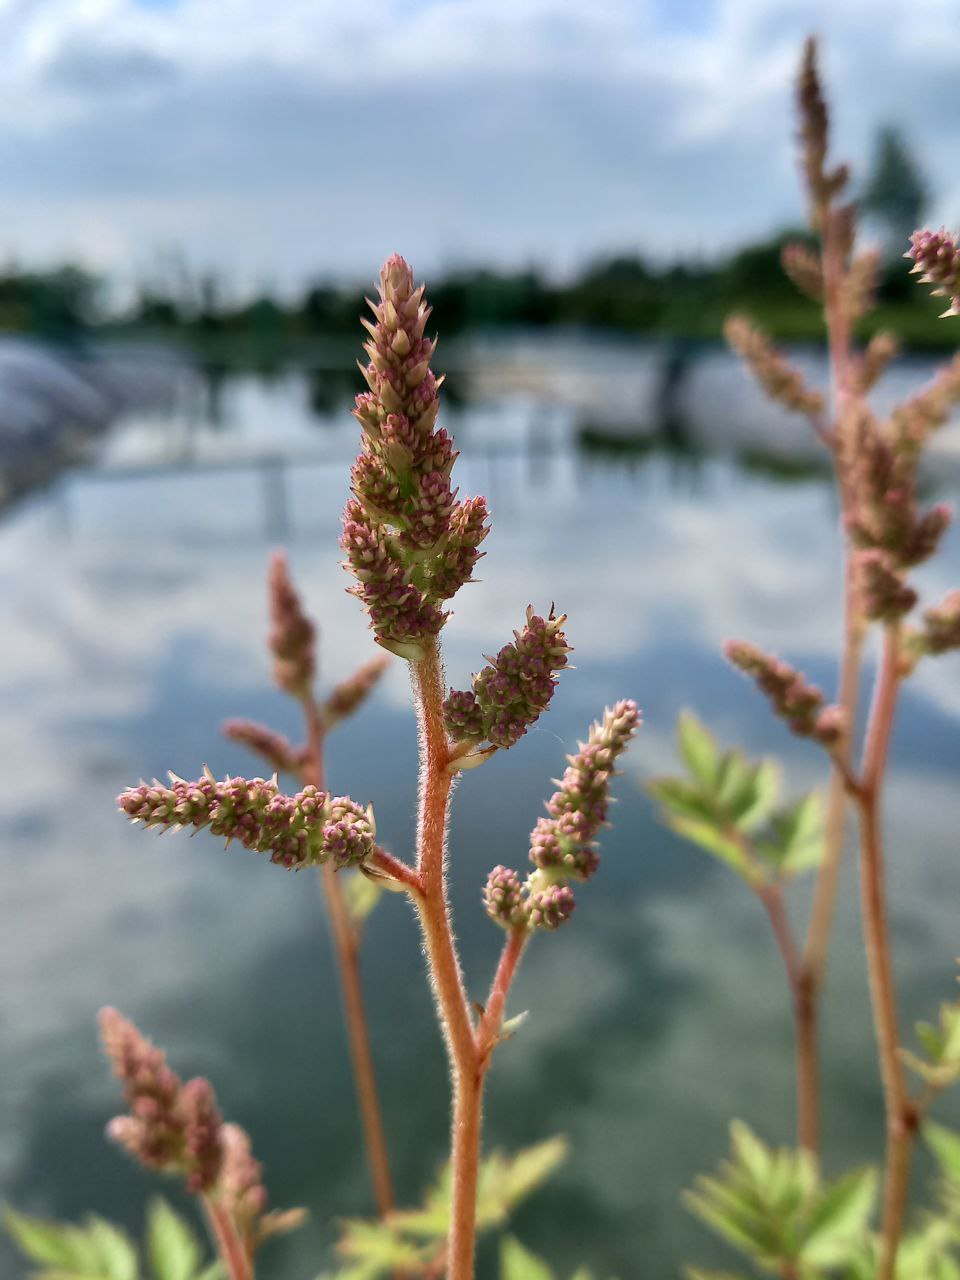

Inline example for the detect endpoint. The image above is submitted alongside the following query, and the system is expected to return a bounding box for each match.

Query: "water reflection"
[3,342,960,1279]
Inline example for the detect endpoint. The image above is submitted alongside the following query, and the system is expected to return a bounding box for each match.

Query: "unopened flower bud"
[921,590,960,656]
[443,607,572,751]
[324,655,390,724]
[268,552,315,698]
[483,866,525,928]
[342,257,490,653]
[857,550,917,622]
[907,228,960,317]
[117,773,376,871]
[222,719,306,774]
[780,242,822,301]
[725,315,824,419]
[525,882,575,931]
[725,640,844,747]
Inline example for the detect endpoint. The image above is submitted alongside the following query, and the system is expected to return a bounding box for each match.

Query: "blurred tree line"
[0,127,949,351]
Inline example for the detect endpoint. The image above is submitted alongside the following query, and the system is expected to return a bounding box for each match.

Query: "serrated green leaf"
[927,1122,960,1185]
[647,777,717,824]
[677,712,720,791]
[755,793,824,878]
[941,1004,960,1063]
[801,1167,877,1265]
[3,1207,103,1273]
[146,1199,201,1280]
[336,1219,431,1278]
[665,815,752,877]
[713,753,755,820]
[728,1121,773,1186]
[497,1137,568,1213]
[86,1218,138,1280]
[742,757,783,829]
[683,1188,768,1259]
[916,1021,945,1059]
[500,1236,554,1280]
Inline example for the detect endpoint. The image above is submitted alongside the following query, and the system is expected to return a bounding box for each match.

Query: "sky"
[0,0,958,293]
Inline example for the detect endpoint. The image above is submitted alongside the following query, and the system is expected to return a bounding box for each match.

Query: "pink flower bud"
[907,228,960,317]
[267,552,315,698]
[342,257,489,655]
[483,866,525,928]
[526,883,576,931]
[443,607,572,750]
[324,655,390,724]
[222,719,306,774]
[118,774,376,871]
[725,641,844,748]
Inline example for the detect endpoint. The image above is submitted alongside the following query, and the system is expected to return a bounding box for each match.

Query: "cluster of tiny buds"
[780,242,822,302]
[340,255,490,658]
[918,590,960,657]
[725,641,844,747]
[844,411,952,570]
[99,1007,225,1194]
[222,719,308,775]
[907,229,960,318]
[443,607,572,753]
[796,36,848,229]
[483,701,640,932]
[889,352,960,454]
[268,552,315,698]
[853,332,899,395]
[724,315,824,420]
[324,654,390,724]
[856,550,917,623]
[117,771,376,871]
[219,1123,269,1246]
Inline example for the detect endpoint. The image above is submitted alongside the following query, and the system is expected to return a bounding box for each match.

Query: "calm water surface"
[3,340,960,1278]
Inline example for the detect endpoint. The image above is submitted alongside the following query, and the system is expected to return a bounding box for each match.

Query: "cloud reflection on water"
[3,356,960,1277]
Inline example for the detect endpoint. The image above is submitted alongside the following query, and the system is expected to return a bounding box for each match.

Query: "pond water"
[3,336,960,1279]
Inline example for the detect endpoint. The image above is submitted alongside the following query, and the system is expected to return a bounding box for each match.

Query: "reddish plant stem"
[409,639,484,1280]
[370,846,424,894]
[855,622,915,1280]
[202,1196,252,1280]
[478,926,529,1060]
[791,202,866,1157]
[301,695,395,1218]
[756,883,816,1152]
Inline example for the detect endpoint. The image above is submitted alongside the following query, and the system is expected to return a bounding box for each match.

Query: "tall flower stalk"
[116,254,638,1280]
[225,550,395,1216]
[339,255,638,1278]
[659,36,960,1280]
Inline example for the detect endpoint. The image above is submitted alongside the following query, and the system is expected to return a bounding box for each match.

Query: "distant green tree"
[861,125,928,260]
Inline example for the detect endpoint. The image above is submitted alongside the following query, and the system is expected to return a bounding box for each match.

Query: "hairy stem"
[478,926,528,1060]
[856,623,915,1280]
[410,639,482,1280]
[302,695,395,1217]
[202,1196,252,1280]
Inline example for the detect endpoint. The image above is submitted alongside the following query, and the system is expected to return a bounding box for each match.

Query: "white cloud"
[0,0,955,285]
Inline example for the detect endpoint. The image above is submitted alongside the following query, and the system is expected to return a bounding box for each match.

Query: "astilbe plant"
[650,36,960,1280]
[108,254,640,1280]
